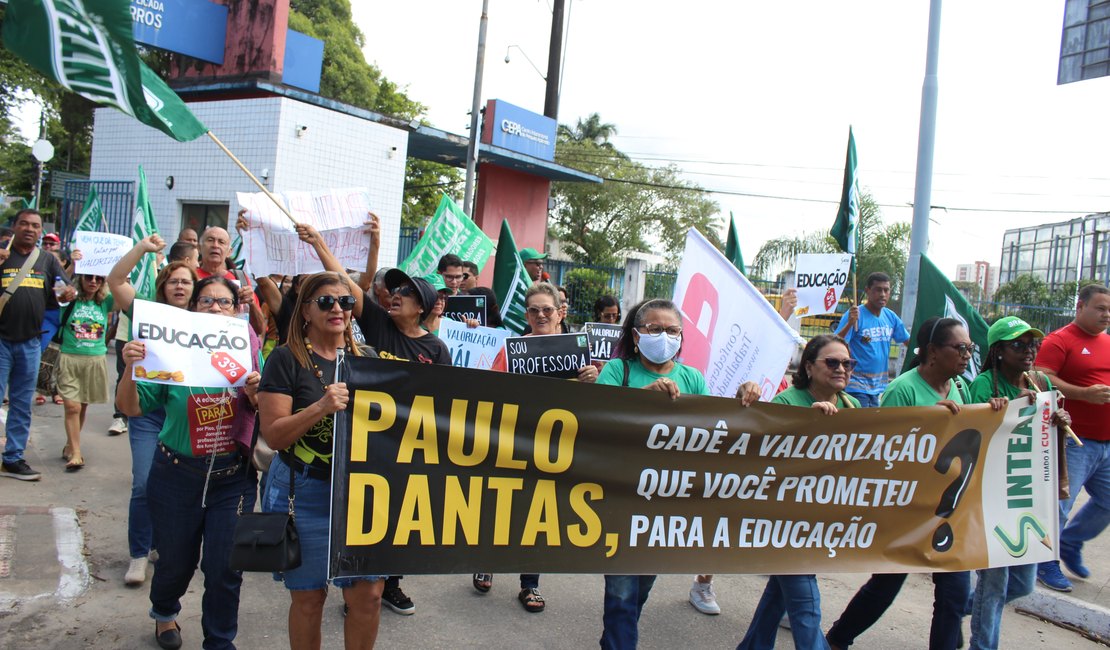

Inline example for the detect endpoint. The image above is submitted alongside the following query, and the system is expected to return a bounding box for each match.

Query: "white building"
[954,261,999,299]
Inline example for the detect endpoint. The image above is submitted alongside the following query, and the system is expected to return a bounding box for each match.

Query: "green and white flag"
[72,185,105,242]
[724,212,746,275]
[902,253,990,384]
[2,0,207,142]
[830,126,859,256]
[491,219,531,335]
[400,194,494,277]
[131,166,160,301]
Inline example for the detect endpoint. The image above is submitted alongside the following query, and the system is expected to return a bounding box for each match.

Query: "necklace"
[304,341,343,389]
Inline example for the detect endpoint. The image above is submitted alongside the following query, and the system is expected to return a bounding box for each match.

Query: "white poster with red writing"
[237,187,374,277]
[672,229,798,399]
[131,299,253,388]
[793,253,853,317]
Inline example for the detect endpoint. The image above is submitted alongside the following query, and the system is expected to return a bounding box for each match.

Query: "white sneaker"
[125,556,148,586]
[108,417,128,436]
[689,580,720,615]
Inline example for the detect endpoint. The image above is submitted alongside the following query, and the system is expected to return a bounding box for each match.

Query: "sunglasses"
[307,294,356,311]
[1005,340,1039,353]
[818,358,857,371]
[84,275,104,283]
[527,306,556,317]
[391,285,416,298]
[197,296,234,309]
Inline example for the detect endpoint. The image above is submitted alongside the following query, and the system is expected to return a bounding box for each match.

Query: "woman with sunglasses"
[827,317,1006,650]
[116,276,261,650]
[735,335,857,650]
[965,316,1070,650]
[257,272,383,649]
[109,234,198,586]
[55,272,114,471]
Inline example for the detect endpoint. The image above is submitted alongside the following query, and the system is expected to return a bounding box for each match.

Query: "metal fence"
[58,180,135,242]
[397,226,420,262]
[544,258,624,323]
[967,299,1073,334]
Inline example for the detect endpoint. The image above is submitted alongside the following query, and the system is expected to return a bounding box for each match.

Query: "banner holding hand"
[131,300,252,388]
[73,232,132,276]
[793,253,852,317]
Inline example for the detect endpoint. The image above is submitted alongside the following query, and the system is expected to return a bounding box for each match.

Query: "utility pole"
[463,0,489,218]
[544,0,565,120]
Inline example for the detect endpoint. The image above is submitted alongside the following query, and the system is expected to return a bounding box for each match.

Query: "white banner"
[236,188,373,277]
[672,229,798,399]
[73,231,132,276]
[438,319,510,370]
[131,299,253,388]
[793,253,853,317]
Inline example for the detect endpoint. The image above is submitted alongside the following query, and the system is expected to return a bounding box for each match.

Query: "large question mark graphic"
[931,428,982,552]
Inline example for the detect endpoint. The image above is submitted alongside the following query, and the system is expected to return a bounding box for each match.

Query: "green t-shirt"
[772,386,861,408]
[138,383,240,457]
[60,295,115,356]
[968,369,1053,404]
[597,357,709,395]
[880,367,965,408]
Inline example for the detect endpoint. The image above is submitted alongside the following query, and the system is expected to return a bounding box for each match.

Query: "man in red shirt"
[1035,284,1110,592]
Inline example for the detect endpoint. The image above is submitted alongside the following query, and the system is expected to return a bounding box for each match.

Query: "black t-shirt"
[0,247,69,342]
[259,346,336,471]
[356,298,452,365]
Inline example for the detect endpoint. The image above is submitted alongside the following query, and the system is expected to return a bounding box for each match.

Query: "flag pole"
[206,132,299,225]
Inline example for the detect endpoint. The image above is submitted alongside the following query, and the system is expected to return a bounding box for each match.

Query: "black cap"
[383,268,437,317]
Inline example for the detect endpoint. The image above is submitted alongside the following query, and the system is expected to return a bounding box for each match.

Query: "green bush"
[563,267,614,325]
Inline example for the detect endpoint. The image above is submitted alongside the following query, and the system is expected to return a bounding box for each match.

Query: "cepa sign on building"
[482,99,557,161]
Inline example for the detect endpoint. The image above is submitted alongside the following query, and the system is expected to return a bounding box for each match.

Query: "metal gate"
[57,180,135,242]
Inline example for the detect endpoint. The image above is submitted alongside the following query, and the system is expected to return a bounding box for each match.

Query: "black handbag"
[229,460,301,572]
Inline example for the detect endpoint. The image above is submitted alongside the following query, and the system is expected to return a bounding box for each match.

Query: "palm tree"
[558,113,618,147]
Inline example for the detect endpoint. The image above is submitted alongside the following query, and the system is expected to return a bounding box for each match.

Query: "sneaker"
[382,585,415,615]
[1,460,42,481]
[125,556,148,586]
[689,580,721,615]
[108,417,128,436]
[1037,561,1073,592]
[1061,545,1091,579]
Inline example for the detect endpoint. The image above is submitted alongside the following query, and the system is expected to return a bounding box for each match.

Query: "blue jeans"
[1,338,42,464]
[128,410,164,559]
[601,575,656,650]
[968,564,1035,650]
[738,575,828,650]
[847,391,880,407]
[146,446,256,650]
[1059,438,1110,558]
[827,571,969,649]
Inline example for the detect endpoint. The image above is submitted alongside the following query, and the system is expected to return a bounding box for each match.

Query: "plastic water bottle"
[53,276,70,306]
[237,302,250,321]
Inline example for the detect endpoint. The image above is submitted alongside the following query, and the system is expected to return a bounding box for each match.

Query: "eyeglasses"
[196,296,234,309]
[1005,340,1039,353]
[527,306,556,317]
[442,273,466,282]
[165,278,194,287]
[391,285,416,298]
[307,295,356,311]
[639,324,683,337]
[819,358,857,371]
[84,276,104,283]
[943,343,974,357]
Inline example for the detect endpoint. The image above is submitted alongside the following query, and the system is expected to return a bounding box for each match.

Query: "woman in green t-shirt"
[738,334,858,650]
[57,274,114,470]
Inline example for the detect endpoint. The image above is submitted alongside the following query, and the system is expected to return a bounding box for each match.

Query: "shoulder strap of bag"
[52,300,77,344]
[0,247,41,317]
[838,391,857,408]
[621,359,631,387]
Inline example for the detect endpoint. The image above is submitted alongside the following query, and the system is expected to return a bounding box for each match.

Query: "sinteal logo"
[45,0,132,114]
[993,513,1049,557]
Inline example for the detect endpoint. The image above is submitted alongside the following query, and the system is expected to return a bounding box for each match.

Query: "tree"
[558,113,619,149]
[994,273,1050,307]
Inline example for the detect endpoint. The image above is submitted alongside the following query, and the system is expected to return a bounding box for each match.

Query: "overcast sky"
[355,0,1110,277]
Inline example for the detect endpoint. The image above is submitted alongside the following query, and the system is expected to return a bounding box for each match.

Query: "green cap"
[988,316,1045,347]
[519,247,548,262]
[425,273,447,292]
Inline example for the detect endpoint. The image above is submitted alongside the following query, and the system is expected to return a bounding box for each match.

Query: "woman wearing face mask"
[736,335,858,650]
[595,298,708,649]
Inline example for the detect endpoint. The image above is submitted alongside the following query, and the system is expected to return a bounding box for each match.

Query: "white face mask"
[637,330,682,364]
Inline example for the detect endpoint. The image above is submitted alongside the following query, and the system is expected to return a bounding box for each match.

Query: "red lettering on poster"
[186,391,237,455]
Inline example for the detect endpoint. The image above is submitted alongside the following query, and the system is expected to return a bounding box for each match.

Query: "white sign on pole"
[236,188,374,277]
[131,299,253,388]
[793,253,853,317]
[672,229,798,399]
[438,319,510,370]
[73,231,132,276]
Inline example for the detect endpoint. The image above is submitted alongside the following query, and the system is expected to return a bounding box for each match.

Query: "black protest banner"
[503,333,591,379]
[329,358,1058,579]
[444,294,487,326]
[584,322,622,362]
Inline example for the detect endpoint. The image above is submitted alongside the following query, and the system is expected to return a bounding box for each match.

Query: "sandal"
[518,587,545,613]
[53,395,64,405]
[34,395,46,405]
[472,573,492,593]
[62,445,72,461]
[65,455,85,472]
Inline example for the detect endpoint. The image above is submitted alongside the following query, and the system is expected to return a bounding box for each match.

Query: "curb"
[1014,587,1110,644]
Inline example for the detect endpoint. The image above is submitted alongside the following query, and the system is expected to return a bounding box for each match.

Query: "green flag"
[830,126,859,255]
[902,253,990,384]
[72,185,105,242]
[724,212,746,275]
[130,166,160,300]
[2,0,207,142]
[491,220,531,335]
[400,194,495,278]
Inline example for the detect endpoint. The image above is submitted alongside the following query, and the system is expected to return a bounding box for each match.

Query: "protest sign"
[793,253,852,317]
[584,322,622,362]
[130,299,252,388]
[73,231,132,276]
[237,188,373,277]
[672,229,798,399]
[329,358,1059,577]
[443,294,487,325]
[504,333,591,379]
[438,319,509,370]
[400,194,494,279]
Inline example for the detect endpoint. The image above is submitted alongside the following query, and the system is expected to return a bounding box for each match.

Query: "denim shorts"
[262,456,386,590]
